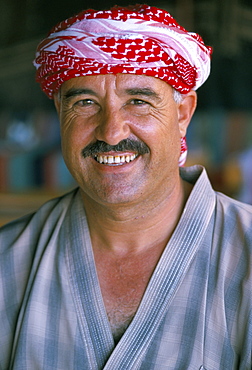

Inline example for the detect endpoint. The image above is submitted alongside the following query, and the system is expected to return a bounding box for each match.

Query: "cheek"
[60,127,88,184]
[61,125,78,161]
[61,131,84,179]
[141,110,180,147]
[60,115,93,157]
[145,121,181,166]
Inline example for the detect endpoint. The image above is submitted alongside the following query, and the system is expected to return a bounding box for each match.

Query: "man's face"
[54,74,196,206]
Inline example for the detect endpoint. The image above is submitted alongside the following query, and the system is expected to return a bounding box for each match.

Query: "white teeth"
[95,153,137,164]
[114,156,120,164]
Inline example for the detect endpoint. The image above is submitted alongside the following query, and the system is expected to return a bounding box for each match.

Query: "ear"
[53,93,61,116]
[178,90,197,137]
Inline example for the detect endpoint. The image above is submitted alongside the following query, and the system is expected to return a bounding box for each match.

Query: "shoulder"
[211,191,252,312]
[0,188,79,323]
[215,191,252,236]
[182,164,252,233]
[212,190,252,270]
[210,190,252,269]
[210,192,252,359]
[0,188,79,254]
[0,188,79,367]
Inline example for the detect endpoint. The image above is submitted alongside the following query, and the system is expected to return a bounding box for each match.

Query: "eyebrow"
[62,87,161,101]
[63,88,98,99]
[125,88,161,100]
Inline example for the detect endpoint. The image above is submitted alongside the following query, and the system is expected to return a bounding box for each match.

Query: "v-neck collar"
[63,192,114,369]
[63,165,216,369]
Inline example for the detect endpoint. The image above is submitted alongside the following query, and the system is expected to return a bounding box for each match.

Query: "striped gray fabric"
[0,165,251,369]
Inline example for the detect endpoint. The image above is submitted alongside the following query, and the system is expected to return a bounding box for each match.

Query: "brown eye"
[74,99,94,107]
[72,98,100,115]
[131,99,148,105]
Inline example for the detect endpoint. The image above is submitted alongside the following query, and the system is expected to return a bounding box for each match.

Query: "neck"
[81,177,192,256]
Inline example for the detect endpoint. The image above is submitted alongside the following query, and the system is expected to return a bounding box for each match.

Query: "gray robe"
[0,166,251,369]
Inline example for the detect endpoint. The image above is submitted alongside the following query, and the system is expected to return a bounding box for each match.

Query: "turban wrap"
[34,4,213,165]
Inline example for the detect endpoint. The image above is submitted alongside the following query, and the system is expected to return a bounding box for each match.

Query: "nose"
[95,106,131,146]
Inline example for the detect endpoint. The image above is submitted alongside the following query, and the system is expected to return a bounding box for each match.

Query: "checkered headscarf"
[34,4,212,99]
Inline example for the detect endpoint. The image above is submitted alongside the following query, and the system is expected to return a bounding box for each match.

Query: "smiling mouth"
[94,153,138,165]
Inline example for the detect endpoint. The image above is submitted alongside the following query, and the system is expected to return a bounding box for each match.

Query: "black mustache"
[81,139,150,158]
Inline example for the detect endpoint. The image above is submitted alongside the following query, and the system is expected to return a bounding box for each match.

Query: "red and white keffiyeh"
[34,4,212,98]
[34,4,213,165]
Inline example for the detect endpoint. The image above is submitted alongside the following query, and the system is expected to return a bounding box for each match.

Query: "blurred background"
[1,0,252,224]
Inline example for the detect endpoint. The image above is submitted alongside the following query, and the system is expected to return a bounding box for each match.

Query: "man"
[0,4,251,369]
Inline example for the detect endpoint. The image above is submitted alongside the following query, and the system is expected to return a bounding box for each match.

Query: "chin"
[80,183,143,207]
